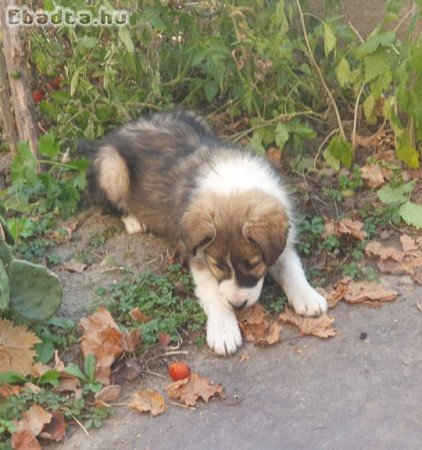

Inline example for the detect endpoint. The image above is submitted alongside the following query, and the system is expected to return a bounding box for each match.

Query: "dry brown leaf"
[365,241,404,261]
[0,384,21,398]
[16,405,52,437]
[122,329,140,353]
[377,259,406,275]
[325,279,350,308]
[129,389,167,416]
[344,281,397,306]
[11,429,41,450]
[31,363,51,378]
[23,383,42,394]
[56,377,81,393]
[361,164,385,188]
[95,367,112,385]
[61,259,87,273]
[38,411,65,442]
[239,353,250,362]
[279,307,337,338]
[236,304,281,346]
[266,147,282,168]
[166,373,224,407]
[400,234,419,253]
[94,385,121,405]
[338,219,367,240]
[324,219,367,241]
[0,319,40,376]
[128,307,150,323]
[79,306,124,379]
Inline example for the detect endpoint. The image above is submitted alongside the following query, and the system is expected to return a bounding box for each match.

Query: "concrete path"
[61,275,422,450]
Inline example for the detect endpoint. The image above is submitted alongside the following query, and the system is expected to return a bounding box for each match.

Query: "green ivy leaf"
[84,354,96,380]
[364,51,390,82]
[274,123,289,149]
[358,31,396,57]
[336,58,351,87]
[0,371,27,385]
[249,132,266,155]
[65,363,87,380]
[323,147,340,171]
[324,134,353,168]
[323,23,336,57]
[399,201,422,229]
[377,180,416,205]
[38,133,60,159]
[396,135,420,169]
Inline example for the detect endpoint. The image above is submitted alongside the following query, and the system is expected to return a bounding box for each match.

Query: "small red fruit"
[168,362,191,381]
[32,90,44,103]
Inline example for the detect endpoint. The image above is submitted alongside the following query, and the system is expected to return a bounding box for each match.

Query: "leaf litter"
[365,235,422,284]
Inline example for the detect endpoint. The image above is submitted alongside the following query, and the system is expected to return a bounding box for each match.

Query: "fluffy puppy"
[85,109,327,355]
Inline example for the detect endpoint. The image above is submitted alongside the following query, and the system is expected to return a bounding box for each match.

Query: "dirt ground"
[45,206,422,450]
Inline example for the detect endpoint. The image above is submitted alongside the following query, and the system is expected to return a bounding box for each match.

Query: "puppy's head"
[181,191,289,310]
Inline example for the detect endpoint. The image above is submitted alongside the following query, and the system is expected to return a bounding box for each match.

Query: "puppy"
[84,109,327,355]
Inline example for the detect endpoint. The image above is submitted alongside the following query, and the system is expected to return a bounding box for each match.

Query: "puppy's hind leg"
[94,146,145,234]
[270,243,327,317]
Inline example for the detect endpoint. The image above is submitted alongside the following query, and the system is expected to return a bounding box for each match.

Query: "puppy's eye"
[215,261,227,271]
[241,259,260,270]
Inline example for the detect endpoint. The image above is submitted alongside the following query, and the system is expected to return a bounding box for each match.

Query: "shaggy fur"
[84,109,327,355]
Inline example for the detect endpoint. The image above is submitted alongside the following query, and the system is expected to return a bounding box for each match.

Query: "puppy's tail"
[86,144,130,215]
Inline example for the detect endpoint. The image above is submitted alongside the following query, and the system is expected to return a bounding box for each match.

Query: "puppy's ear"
[181,205,216,255]
[243,206,289,266]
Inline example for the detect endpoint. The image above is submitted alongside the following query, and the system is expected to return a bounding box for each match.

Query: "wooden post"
[0,0,39,156]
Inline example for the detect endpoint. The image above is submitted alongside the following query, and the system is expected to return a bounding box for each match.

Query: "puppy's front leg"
[190,259,242,356]
[270,243,327,316]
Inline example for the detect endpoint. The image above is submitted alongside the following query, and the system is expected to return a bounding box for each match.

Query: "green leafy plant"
[104,265,206,346]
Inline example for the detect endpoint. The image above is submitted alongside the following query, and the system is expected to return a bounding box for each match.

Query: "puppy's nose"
[229,300,248,310]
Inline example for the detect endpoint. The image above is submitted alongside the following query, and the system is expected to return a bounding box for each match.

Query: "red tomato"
[32,90,44,103]
[168,362,191,381]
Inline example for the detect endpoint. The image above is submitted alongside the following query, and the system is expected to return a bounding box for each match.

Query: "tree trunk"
[0,0,39,156]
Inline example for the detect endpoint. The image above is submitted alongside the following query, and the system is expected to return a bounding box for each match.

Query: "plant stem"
[295,0,346,141]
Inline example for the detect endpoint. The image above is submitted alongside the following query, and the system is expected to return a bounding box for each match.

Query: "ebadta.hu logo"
[5,6,130,27]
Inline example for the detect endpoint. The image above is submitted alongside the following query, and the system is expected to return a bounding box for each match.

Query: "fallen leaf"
[266,147,282,168]
[0,319,40,376]
[377,259,406,275]
[129,389,167,416]
[236,304,281,346]
[325,279,350,308]
[129,307,150,323]
[79,306,136,383]
[31,363,51,378]
[400,234,422,256]
[361,164,385,188]
[16,405,52,436]
[122,329,140,353]
[324,218,367,241]
[38,411,65,442]
[166,373,224,407]
[344,281,397,306]
[279,307,337,338]
[53,350,66,372]
[11,430,41,450]
[61,259,87,273]
[338,219,367,240]
[56,377,81,393]
[94,385,121,405]
[23,383,42,394]
[0,384,21,398]
[365,241,404,261]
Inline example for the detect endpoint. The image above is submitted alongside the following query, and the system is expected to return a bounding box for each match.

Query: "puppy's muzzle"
[229,300,248,310]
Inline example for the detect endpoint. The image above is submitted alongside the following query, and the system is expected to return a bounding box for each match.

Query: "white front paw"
[289,286,328,317]
[206,312,242,356]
